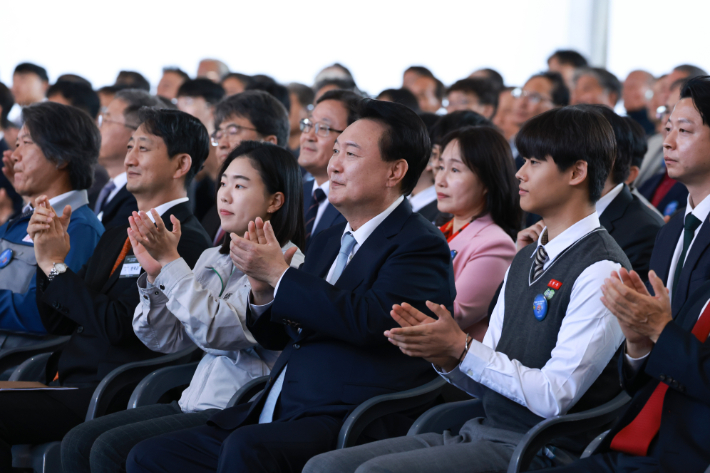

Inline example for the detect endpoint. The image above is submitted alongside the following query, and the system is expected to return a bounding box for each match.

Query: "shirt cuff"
[458,339,495,381]
[623,348,650,375]
[272,268,290,297]
[249,300,273,319]
[154,258,192,298]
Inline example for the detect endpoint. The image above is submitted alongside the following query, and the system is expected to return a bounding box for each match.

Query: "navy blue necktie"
[305,188,327,242]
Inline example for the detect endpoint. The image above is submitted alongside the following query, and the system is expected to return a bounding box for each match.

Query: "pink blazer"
[446,214,516,342]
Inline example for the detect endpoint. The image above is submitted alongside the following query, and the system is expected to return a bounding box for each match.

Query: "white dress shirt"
[625,193,710,370]
[439,212,624,419]
[97,172,128,222]
[145,197,190,222]
[408,185,436,213]
[310,180,331,232]
[258,195,405,424]
[595,183,624,217]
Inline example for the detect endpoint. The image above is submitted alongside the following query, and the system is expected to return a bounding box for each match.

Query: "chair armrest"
[128,361,200,409]
[507,392,631,473]
[85,346,198,421]
[0,336,71,374]
[581,430,609,459]
[337,377,446,449]
[226,375,269,408]
[8,353,53,382]
[407,398,484,436]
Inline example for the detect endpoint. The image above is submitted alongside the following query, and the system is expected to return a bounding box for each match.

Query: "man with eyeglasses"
[201,90,290,244]
[94,89,165,229]
[510,71,570,169]
[298,90,361,250]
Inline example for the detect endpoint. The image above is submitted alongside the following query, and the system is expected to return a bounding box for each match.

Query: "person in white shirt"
[304,106,630,473]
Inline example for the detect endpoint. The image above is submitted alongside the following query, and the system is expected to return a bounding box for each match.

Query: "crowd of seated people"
[0,52,706,473]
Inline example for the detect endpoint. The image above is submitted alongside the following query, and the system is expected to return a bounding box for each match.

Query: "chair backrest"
[127,361,200,409]
[226,375,269,408]
[407,398,485,437]
[0,336,70,374]
[8,353,53,382]
[84,346,198,421]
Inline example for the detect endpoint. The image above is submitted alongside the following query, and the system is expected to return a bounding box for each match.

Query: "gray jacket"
[133,243,304,412]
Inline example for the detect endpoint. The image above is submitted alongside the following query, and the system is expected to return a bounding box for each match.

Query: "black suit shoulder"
[100,187,138,230]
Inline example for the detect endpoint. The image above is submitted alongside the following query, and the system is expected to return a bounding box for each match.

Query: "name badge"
[119,255,142,278]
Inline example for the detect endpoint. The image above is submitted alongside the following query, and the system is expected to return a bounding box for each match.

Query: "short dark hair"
[376,88,420,112]
[246,79,291,113]
[47,81,101,119]
[314,78,358,97]
[114,89,167,128]
[674,64,708,79]
[680,75,710,127]
[136,108,210,188]
[548,50,588,68]
[417,112,440,134]
[447,78,499,115]
[574,67,622,104]
[528,71,570,106]
[176,78,225,105]
[356,99,431,196]
[288,83,315,109]
[316,90,362,126]
[441,127,521,240]
[218,141,305,254]
[56,74,92,88]
[473,68,505,90]
[515,106,616,202]
[430,110,492,146]
[404,66,434,78]
[624,117,648,169]
[97,84,131,97]
[21,102,100,190]
[14,63,48,82]
[115,71,150,91]
[578,105,633,185]
[0,82,15,129]
[222,73,253,92]
[163,67,190,82]
[214,90,289,147]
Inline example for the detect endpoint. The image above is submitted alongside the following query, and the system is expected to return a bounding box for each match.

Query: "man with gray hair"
[571,67,622,109]
[94,89,165,229]
[197,58,229,83]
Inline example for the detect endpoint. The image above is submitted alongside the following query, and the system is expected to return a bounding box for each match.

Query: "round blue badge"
[0,248,13,269]
[533,294,548,321]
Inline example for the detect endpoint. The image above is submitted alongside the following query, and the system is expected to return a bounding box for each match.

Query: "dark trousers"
[533,452,661,473]
[0,387,95,470]
[126,415,342,473]
[61,401,218,473]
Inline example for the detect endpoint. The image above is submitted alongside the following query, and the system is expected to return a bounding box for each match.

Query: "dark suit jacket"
[99,186,138,231]
[210,199,456,431]
[599,185,664,282]
[638,172,688,217]
[200,204,221,244]
[303,180,346,250]
[416,199,439,223]
[37,202,211,387]
[649,211,710,316]
[598,280,710,472]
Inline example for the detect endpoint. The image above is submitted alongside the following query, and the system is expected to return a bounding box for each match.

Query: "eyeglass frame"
[98,114,138,130]
[511,87,553,105]
[299,118,344,138]
[210,124,260,146]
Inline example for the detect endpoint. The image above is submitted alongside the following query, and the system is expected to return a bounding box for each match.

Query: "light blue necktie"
[329,232,357,284]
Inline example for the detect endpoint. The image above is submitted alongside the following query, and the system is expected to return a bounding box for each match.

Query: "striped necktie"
[532,230,549,280]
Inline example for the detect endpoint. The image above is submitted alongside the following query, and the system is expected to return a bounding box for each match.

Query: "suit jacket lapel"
[655,214,683,286]
[599,185,633,233]
[99,229,132,293]
[311,232,341,279]
[313,204,341,238]
[673,213,710,314]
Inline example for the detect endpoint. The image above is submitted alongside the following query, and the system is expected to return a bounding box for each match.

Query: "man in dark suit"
[647,76,710,316]
[126,100,456,473]
[94,89,166,229]
[535,268,710,473]
[588,105,664,282]
[0,109,211,471]
[299,90,361,250]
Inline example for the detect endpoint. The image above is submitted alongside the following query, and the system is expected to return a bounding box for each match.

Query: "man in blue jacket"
[0,102,103,348]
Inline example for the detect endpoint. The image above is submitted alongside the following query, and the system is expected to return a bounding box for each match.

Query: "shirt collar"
[314,179,330,198]
[22,190,89,218]
[595,183,624,216]
[343,195,404,249]
[111,171,128,190]
[408,185,437,211]
[684,192,710,225]
[532,212,601,264]
[145,197,190,223]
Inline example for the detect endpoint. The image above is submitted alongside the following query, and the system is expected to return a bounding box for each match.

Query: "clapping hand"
[28,196,72,276]
[128,210,182,268]
[601,268,672,357]
[516,220,545,252]
[385,301,468,371]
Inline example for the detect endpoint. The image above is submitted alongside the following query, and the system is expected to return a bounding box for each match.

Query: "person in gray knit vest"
[304,106,632,473]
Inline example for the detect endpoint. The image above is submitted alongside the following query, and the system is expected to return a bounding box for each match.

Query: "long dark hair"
[218,141,306,253]
[440,126,521,240]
